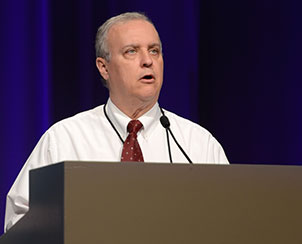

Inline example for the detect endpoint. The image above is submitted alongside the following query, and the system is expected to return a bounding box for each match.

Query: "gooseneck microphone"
[160,115,173,163]
[159,108,193,164]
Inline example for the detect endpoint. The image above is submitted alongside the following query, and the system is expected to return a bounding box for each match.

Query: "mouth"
[140,74,155,82]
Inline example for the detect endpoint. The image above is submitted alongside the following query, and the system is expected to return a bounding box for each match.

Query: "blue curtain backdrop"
[0,0,301,234]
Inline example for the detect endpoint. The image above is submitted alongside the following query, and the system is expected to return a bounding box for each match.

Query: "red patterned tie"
[121,120,144,162]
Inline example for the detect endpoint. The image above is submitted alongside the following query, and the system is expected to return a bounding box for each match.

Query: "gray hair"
[95,12,161,61]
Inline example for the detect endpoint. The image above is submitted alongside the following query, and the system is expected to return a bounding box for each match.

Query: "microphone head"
[160,115,170,129]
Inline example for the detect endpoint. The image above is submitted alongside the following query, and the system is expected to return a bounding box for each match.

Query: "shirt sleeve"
[208,136,229,164]
[4,130,57,232]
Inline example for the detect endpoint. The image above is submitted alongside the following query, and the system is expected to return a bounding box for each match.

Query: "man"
[4,12,228,232]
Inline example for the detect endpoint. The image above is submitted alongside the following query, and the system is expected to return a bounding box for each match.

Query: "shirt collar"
[106,98,161,141]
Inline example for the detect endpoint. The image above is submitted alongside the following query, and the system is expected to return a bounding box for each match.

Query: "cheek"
[156,61,164,80]
[111,61,138,79]
[108,66,137,91]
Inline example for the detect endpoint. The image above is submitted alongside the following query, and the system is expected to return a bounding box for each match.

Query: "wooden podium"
[1,162,302,244]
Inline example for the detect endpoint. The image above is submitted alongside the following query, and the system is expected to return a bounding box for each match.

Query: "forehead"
[107,20,160,49]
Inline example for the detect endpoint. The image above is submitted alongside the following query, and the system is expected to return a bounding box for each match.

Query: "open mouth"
[140,74,155,81]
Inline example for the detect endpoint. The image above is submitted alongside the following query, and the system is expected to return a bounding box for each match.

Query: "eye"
[150,48,160,55]
[125,48,136,54]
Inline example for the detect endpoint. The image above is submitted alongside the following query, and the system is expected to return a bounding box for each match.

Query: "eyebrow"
[149,43,161,48]
[122,43,161,49]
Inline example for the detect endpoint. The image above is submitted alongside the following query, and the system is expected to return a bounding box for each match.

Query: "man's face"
[99,20,164,107]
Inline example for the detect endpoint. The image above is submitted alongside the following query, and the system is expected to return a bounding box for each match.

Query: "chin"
[133,84,161,102]
[137,91,159,103]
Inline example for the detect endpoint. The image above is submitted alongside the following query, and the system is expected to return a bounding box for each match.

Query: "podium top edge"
[29,161,302,174]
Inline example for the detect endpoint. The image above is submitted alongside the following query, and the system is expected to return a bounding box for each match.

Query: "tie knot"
[127,120,143,135]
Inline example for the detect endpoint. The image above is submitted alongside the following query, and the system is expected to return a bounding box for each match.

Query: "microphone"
[160,115,170,129]
[160,115,172,163]
[159,110,193,164]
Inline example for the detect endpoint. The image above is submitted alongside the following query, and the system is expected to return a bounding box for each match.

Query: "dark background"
[1,0,301,234]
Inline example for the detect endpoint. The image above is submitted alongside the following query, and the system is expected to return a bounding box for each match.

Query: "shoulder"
[163,109,228,164]
[45,105,106,137]
[163,109,212,138]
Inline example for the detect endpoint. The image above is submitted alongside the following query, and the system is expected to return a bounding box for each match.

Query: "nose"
[140,50,153,68]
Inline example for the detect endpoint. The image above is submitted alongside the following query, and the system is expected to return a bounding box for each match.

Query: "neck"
[110,97,156,119]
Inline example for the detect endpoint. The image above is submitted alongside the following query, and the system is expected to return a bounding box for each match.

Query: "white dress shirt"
[4,99,228,231]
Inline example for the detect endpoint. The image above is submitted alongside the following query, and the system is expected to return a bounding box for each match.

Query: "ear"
[96,57,109,80]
